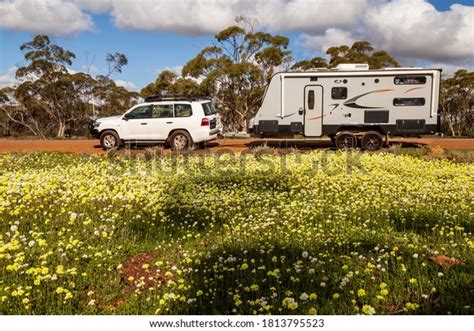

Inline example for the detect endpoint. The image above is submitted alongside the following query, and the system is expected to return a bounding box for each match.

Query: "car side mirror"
[122,115,129,121]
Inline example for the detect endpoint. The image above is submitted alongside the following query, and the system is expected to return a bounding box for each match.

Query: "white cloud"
[110,0,236,34]
[365,0,474,62]
[0,0,93,35]
[115,79,137,91]
[301,28,355,54]
[73,0,113,14]
[100,0,370,34]
[256,0,369,33]
[1,0,472,70]
[0,67,19,88]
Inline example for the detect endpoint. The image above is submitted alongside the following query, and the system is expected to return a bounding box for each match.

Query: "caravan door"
[304,85,323,137]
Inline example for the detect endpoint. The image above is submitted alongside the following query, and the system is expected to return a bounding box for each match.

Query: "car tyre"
[100,130,121,150]
[169,130,192,151]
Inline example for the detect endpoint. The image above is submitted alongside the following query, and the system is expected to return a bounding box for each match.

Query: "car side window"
[126,105,151,119]
[175,104,192,117]
[152,104,174,118]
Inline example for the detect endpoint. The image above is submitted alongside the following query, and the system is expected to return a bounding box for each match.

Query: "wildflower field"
[0,151,472,315]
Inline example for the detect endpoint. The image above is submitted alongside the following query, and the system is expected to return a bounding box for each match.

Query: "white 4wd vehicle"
[90,96,220,150]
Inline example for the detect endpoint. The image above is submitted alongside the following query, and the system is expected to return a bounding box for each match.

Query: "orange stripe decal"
[308,114,326,120]
[404,87,423,94]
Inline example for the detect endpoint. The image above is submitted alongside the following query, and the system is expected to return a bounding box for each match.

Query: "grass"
[0,150,472,315]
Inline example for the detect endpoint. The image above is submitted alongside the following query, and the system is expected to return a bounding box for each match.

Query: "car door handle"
[166,121,173,124]
[140,123,147,125]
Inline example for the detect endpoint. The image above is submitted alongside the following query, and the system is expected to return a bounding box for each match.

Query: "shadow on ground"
[93,139,429,153]
[245,139,427,151]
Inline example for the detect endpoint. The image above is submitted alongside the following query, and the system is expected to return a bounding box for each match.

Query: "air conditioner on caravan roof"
[335,63,370,71]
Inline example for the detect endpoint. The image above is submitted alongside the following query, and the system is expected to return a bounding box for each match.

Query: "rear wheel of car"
[100,130,120,150]
[335,131,358,150]
[169,130,192,151]
[361,131,384,151]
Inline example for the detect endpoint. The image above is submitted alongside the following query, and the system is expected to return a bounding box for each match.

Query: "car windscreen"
[202,102,216,116]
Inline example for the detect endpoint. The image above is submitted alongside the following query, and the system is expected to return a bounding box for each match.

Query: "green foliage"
[16,35,75,80]
[181,18,292,131]
[0,89,8,103]
[293,41,399,71]
[140,18,293,131]
[327,41,399,69]
[140,70,201,98]
[440,70,474,137]
[0,35,137,138]
[292,57,328,70]
[106,52,128,75]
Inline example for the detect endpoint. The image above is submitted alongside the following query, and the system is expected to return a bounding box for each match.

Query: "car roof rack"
[144,94,211,102]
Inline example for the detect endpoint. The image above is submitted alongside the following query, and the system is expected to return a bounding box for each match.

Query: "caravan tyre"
[335,131,358,150]
[361,131,383,151]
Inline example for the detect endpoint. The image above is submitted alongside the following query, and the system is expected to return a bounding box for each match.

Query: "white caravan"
[249,64,441,150]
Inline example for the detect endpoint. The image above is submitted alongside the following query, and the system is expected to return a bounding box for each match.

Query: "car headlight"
[93,121,101,128]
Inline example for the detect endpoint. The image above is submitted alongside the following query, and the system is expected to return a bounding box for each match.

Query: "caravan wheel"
[335,131,358,150]
[361,131,383,151]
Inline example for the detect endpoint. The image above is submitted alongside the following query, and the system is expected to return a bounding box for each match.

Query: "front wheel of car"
[169,130,192,151]
[100,130,121,150]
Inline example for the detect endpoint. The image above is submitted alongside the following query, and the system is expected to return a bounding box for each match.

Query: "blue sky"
[1,0,473,91]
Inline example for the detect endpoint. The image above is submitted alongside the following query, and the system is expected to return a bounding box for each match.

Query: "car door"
[304,85,323,137]
[121,105,152,140]
[147,103,175,140]
[173,102,194,131]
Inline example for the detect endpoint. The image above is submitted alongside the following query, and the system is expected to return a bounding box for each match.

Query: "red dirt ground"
[0,137,473,155]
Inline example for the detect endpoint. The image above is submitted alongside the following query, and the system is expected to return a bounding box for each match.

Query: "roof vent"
[335,63,369,71]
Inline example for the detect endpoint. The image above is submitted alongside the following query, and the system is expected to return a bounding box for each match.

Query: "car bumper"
[89,127,100,139]
[192,127,220,143]
[209,128,220,136]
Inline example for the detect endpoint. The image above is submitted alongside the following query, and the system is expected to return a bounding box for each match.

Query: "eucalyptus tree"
[440,70,474,136]
[181,17,293,131]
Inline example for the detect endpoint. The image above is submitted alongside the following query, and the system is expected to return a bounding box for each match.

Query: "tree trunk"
[240,118,247,132]
[2,108,41,137]
[57,121,66,138]
[447,119,456,137]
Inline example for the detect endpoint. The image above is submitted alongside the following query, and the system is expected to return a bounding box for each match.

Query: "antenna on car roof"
[144,94,211,102]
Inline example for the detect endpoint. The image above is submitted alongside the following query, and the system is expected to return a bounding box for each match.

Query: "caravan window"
[331,87,347,99]
[308,90,315,109]
[394,76,426,85]
[393,98,426,106]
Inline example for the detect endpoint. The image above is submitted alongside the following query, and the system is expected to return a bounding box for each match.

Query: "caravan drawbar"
[248,64,441,150]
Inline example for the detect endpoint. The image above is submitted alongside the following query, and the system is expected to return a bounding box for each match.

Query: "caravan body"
[249,64,440,148]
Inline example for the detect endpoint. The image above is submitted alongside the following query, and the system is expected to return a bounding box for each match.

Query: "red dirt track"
[0,137,473,155]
